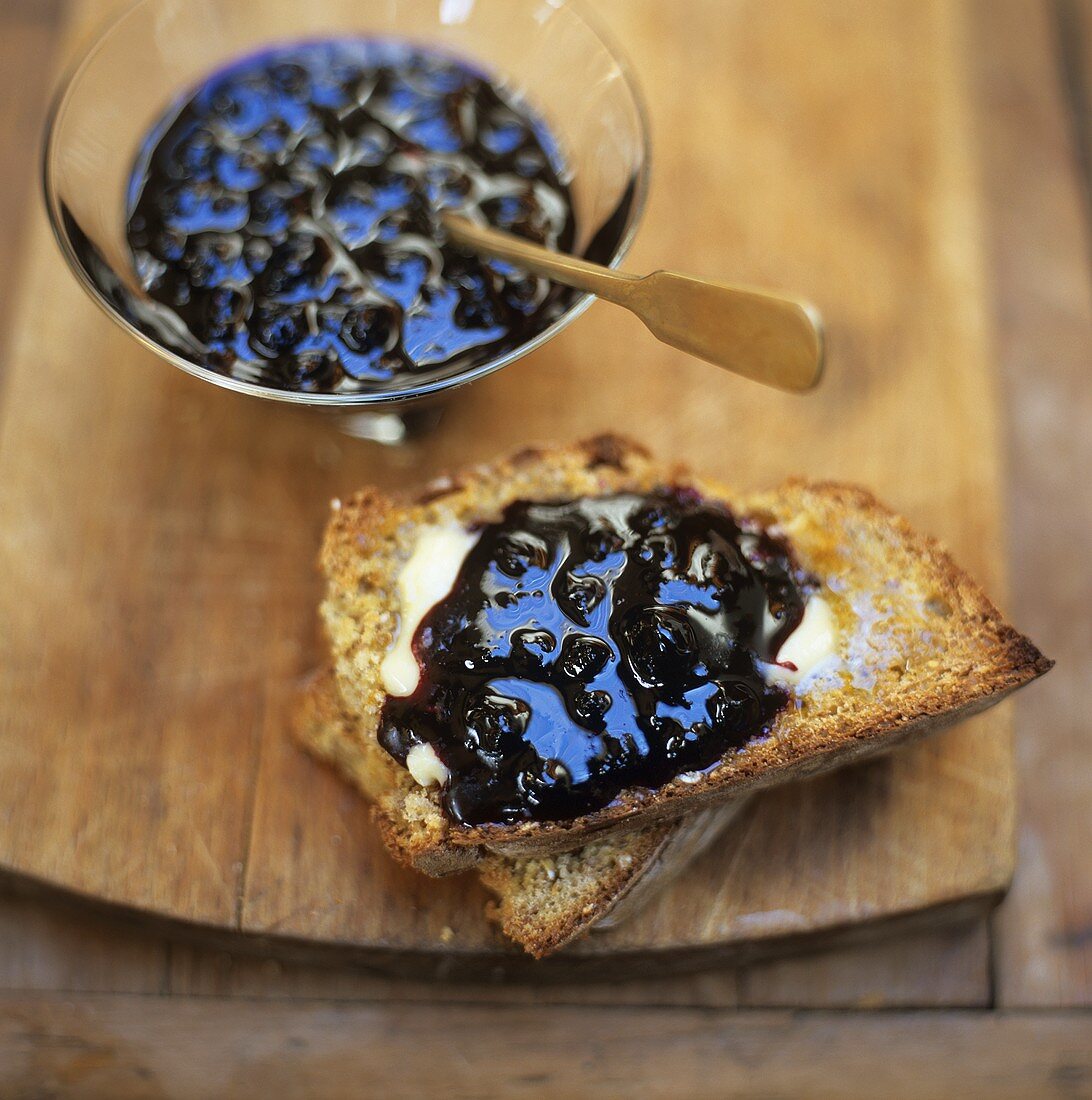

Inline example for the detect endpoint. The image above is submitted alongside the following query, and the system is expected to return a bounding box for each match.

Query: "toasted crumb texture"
[317,434,1051,874]
[295,669,717,956]
[477,829,676,959]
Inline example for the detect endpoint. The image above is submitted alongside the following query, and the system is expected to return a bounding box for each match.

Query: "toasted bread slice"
[295,670,746,957]
[320,435,1050,873]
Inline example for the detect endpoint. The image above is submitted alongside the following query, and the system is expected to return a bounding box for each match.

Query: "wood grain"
[0,0,63,375]
[972,0,1092,1008]
[1,0,1091,1083]
[0,0,1001,1014]
[0,868,991,1007]
[739,920,991,1008]
[164,919,991,1007]
[239,0,1022,964]
[1,995,1090,1099]
[0,0,1029,973]
[0,883,166,995]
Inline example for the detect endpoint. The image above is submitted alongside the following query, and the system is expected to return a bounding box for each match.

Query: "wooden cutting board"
[0,0,1016,978]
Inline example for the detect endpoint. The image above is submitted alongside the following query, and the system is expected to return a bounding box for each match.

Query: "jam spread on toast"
[379,489,808,825]
[124,40,577,392]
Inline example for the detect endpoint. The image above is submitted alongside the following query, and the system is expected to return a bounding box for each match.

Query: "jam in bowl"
[43,0,649,439]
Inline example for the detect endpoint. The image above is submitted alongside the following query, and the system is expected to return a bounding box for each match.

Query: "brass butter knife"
[443,213,824,393]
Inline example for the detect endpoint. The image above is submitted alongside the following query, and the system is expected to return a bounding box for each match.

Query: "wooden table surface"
[0,0,1089,1095]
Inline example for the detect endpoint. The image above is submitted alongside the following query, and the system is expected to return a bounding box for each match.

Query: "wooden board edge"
[0,862,1003,984]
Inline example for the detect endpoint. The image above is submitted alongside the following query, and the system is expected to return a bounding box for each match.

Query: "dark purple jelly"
[123,39,580,393]
[379,489,810,826]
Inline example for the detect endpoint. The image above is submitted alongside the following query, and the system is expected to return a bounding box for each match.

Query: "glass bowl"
[43,0,650,442]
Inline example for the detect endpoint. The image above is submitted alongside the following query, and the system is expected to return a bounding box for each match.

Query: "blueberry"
[663,721,703,759]
[215,149,264,191]
[203,286,250,334]
[373,250,430,309]
[172,128,217,178]
[161,182,249,235]
[509,627,556,667]
[446,255,489,288]
[513,149,546,177]
[573,689,612,727]
[326,173,385,247]
[403,108,462,153]
[270,61,310,98]
[457,255,495,289]
[559,573,606,626]
[480,192,545,243]
[424,163,471,206]
[294,132,337,173]
[583,524,626,563]
[500,272,545,316]
[494,534,549,578]
[254,118,292,156]
[450,268,508,331]
[257,236,338,303]
[183,234,249,288]
[277,343,341,391]
[340,305,396,354]
[638,533,677,568]
[341,118,393,164]
[480,193,524,228]
[632,501,676,532]
[410,57,469,95]
[454,291,504,331]
[338,306,404,380]
[153,230,187,263]
[623,607,697,690]
[248,303,306,354]
[376,198,432,241]
[481,117,526,157]
[248,183,303,237]
[242,238,273,274]
[464,692,529,761]
[371,170,417,213]
[707,679,762,733]
[559,635,611,682]
[208,83,271,137]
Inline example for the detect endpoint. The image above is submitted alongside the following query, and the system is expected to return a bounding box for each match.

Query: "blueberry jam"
[123,39,579,393]
[379,490,810,826]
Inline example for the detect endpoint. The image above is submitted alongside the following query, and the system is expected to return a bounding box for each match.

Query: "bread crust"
[318,435,1052,870]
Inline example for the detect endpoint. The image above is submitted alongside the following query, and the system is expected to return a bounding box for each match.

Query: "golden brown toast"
[318,435,1050,875]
